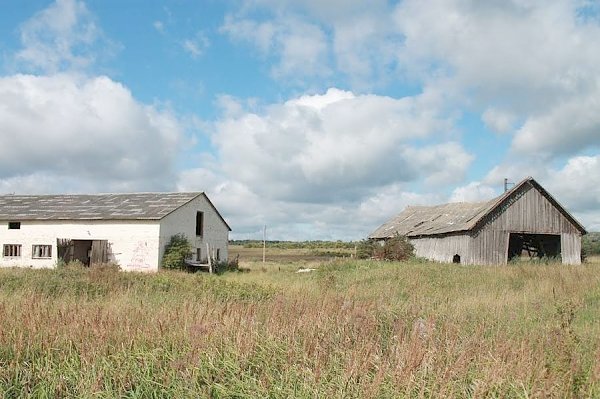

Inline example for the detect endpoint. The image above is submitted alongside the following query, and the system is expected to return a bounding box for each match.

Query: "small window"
[196,248,202,261]
[8,222,20,230]
[216,248,221,261]
[453,254,461,264]
[196,211,204,236]
[3,244,22,257]
[32,245,52,259]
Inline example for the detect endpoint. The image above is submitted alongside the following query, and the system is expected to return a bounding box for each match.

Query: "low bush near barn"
[0,259,600,397]
[356,235,415,261]
[161,233,192,270]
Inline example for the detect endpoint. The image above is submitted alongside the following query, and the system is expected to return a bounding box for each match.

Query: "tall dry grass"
[0,260,599,397]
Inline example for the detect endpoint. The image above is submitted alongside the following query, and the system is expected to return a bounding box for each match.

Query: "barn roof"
[369,177,586,239]
[369,200,491,238]
[0,192,231,229]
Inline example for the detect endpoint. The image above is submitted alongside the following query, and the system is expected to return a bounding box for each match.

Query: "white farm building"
[0,192,231,272]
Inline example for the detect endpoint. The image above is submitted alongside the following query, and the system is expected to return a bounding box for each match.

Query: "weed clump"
[214,256,241,275]
[356,239,377,259]
[162,234,192,270]
[356,235,414,261]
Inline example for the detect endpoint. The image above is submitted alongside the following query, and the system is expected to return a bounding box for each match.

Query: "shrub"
[162,234,192,270]
[582,232,600,255]
[214,256,241,275]
[356,239,377,259]
[373,235,414,261]
[355,236,414,261]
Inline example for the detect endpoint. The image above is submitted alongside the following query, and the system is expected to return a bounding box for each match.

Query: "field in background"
[229,242,356,263]
[1,257,600,397]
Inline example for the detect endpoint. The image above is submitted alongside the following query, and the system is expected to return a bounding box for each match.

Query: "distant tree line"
[583,232,600,256]
[229,240,358,249]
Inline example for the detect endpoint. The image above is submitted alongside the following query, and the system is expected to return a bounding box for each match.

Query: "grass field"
[229,244,355,263]
[1,256,600,397]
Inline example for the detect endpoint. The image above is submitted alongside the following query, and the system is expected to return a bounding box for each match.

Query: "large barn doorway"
[57,239,109,266]
[507,233,561,262]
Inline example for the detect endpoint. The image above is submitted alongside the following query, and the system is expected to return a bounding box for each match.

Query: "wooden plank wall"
[413,183,582,265]
[477,185,580,235]
[411,235,471,264]
[474,184,581,265]
[561,233,582,265]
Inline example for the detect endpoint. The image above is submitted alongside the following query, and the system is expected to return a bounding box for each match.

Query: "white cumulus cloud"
[209,88,468,203]
[0,74,183,193]
[15,0,115,73]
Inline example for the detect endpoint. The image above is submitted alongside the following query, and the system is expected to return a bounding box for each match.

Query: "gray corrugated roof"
[0,192,202,221]
[369,200,492,238]
[369,177,587,239]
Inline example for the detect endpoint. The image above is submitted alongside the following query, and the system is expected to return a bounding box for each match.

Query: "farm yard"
[1,247,600,397]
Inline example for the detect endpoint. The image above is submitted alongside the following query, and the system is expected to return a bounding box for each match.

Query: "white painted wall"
[0,220,161,272]
[159,194,230,264]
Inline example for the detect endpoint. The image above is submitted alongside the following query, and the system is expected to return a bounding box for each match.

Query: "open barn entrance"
[57,239,109,266]
[507,233,561,262]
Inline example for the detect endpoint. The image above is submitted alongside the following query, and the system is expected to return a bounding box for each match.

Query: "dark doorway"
[507,233,561,262]
[57,239,109,266]
[452,254,461,264]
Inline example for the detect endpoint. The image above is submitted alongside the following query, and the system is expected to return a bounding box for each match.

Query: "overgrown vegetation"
[583,232,600,256]
[1,259,600,397]
[161,233,192,270]
[213,256,241,275]
[356,235,415,261]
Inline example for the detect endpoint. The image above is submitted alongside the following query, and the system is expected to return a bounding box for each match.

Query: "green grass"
[1,260,600,397]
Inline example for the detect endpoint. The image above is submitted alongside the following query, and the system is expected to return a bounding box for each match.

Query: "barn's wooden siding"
[472,184,582,265]
[411,235,471,264]
[475,184,580,235]
[411,184,583,265]
[561,233,581,265]
[469,230,509,265]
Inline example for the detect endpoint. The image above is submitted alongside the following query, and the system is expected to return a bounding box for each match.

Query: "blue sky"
[1,0,599,239]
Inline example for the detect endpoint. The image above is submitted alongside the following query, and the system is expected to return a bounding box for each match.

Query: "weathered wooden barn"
[0,192,231,271]
[369,177,586,265]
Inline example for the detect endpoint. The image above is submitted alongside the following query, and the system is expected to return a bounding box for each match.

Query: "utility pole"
[504,178,514,193]
[262,225,266,263]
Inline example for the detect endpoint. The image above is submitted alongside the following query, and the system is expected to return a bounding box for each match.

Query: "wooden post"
[262,225,266,264]
[206,243,212,274]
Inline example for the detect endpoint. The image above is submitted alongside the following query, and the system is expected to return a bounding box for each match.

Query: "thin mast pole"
[262,225,266,263]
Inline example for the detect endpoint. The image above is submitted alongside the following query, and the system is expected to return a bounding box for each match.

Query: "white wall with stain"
[0,193,230,271]
[159,194,230,263]
[0,220,160,271]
